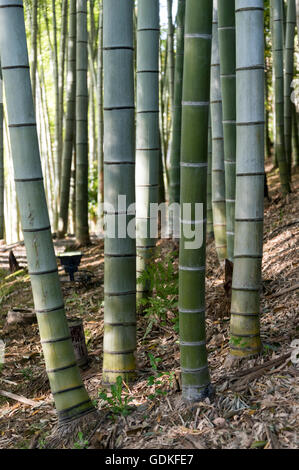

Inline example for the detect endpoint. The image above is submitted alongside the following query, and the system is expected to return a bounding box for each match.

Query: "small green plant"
[98,376,134,418]
[147,353,175,401]
[73,431,89,449]
[137,252,179,338]
[21,367,33,381]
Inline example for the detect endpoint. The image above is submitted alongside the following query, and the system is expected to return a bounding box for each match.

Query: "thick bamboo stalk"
[102,0,136,384]
[58,0,76,238]
[31,0,38,110]
[167,0,175,111]
[207,115,214,240]
[76,0,90,245]
[217,0,236,262]
[179,0,213,402]
[272,0,291,193]
[210,2,226,263]
[0,0,94,422]
[0,64,3,240]
[58,0,68,169]
[284,0,296,177]
[97,6,104,231]
[229,0,264,358]
[292,104,299,166]
[136,0,160,298]
[52,0,61,228]
[168,0,185,232]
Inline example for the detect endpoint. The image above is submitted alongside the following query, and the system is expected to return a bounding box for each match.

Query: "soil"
[0,162,298,450]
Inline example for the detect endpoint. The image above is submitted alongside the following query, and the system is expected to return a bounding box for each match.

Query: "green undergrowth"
[137,251,179,339]
[0,268,30,312]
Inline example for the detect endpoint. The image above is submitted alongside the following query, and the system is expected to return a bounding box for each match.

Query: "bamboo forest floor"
[0,162,298,449]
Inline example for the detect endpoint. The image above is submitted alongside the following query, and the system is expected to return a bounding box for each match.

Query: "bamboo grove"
[0,0,298,431]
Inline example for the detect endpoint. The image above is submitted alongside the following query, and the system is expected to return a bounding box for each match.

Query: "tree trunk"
[102,0,136,385]
[0,63,3,240]
[76,0,90,245]
[207,114,214,240]
[58,0,76,238]
[229,0,264,358]
[0,0,94,423]
[167,0,175,112]
[272,0,291,193]
[168,0,185,235]
[284,0,296,177]
[31,0,38,110]
[218,0,236,262]
[210,2,227,263]
[136,0,160,299]
[97,6,104,233]
[179,0,213,402]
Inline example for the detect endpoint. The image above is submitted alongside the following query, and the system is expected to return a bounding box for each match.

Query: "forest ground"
[0,161,298,450]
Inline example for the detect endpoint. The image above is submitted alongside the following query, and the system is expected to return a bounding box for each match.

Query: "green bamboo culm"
[167,0,175,111]
[97,6,104,232]
[76,0,90,245]
[168,0,185,235]
[179,0,213,402]
[229,0,264,358]
[217,0,236,262]
[0,0,94,423]
[0,63,4,240]
[102,0,136,384]
[207,114,214,240]
[292,104,299,166]
[272,0,291,194]
[58,0,76,238]
[284,0,296,177]
[136,0,160,299]
[210,1,226,263]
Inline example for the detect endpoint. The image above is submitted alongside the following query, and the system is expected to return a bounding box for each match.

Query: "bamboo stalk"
[229,0,264,358]
[272,0,291,193]
[0,0,94,423]
[210,2,226,263]
[75,0,90,245]
[284,0,296,177]
[102,0,136,385]
[136,0,160,298]
[58,0,76,238]
[217,0,236,262]
[168,0,185,234]
[179,0,213,402]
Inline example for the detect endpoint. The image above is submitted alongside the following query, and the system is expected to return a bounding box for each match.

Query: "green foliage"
[98,376,134,418]
[88,162,98,221]
[21,367,33,381]
[73,431,89,449]
[147,353,175,401]
[137,252,179,339]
